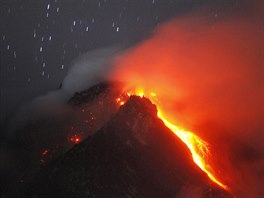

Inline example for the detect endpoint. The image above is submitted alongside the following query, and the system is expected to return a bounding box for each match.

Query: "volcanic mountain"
[16,83,232,198]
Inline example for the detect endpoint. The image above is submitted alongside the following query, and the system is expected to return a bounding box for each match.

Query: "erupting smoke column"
[110,6,264,196]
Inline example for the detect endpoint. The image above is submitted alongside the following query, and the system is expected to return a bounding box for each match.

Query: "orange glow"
[123,89,229,191]
[135,87,144,97]
[157,110,228,190]
[116,97,126,106]
[108,14,264,196]
[70,135,81,144]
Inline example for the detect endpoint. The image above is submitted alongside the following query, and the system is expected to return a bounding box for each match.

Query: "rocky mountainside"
[3,82,121,197]
[19,95,231,198]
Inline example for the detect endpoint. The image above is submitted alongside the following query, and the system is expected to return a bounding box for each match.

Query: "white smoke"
[6,47,119,137]
[62,47,118,94]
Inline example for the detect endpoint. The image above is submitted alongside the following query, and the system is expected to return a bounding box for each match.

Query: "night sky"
[0,0,240,127]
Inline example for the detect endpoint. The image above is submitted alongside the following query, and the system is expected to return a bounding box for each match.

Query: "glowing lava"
[157,110,229,190]
[118,88,229,191]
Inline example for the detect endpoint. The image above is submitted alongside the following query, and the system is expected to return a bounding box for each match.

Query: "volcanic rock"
[19,95,232,198]
[4,82,123,197]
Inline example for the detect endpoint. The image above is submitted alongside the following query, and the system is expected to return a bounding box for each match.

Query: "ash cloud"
[62,47,118,94]
[109,3,264,197]
[6,47,119,137]
[2,47,121,196]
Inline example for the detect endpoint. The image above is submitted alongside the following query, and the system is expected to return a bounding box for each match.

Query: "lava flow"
[117,88,230,192]
[157,111,229,191]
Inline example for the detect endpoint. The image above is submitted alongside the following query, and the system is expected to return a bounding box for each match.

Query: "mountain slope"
[20,95,231,198]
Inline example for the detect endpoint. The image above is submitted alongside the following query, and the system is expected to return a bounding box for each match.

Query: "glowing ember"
[116,89,229,191]
[70,135,81,144]
[116,95,127,106]
[42,149,49,155]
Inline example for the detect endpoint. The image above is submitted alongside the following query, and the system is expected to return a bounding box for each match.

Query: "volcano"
[14,83,232,198]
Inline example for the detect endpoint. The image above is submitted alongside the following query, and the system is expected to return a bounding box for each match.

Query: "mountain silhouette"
[18,90,231,198]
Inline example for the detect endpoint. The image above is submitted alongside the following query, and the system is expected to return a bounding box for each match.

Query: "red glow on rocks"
[42,149,49,155]
[70,135,81,144]
[108,15,264,195]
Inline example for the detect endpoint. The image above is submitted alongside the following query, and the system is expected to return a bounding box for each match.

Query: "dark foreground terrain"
[5,83,232,197]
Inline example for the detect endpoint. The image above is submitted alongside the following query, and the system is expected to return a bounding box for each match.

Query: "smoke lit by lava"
[109,8,264,197]
[116,90,230,192]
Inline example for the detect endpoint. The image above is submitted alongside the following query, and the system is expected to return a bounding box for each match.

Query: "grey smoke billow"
[107,3,264,196]
[6,47,119,137]
[62,47,119,94]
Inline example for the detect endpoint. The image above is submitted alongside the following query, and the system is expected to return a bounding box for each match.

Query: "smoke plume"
[109,5,264,198]
[7,47,118,136]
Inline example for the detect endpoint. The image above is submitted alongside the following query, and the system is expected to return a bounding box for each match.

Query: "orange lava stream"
[121,88,229,191]
[158,110,228,190]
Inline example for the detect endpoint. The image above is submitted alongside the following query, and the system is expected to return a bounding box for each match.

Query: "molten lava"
[117,89,229,191]
[157,111,229,190]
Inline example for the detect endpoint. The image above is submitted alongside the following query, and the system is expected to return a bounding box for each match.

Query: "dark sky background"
[0,0,240,128]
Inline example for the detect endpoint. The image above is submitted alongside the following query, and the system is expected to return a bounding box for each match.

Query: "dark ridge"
[6,82,123,197]
[68,81,120,106]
